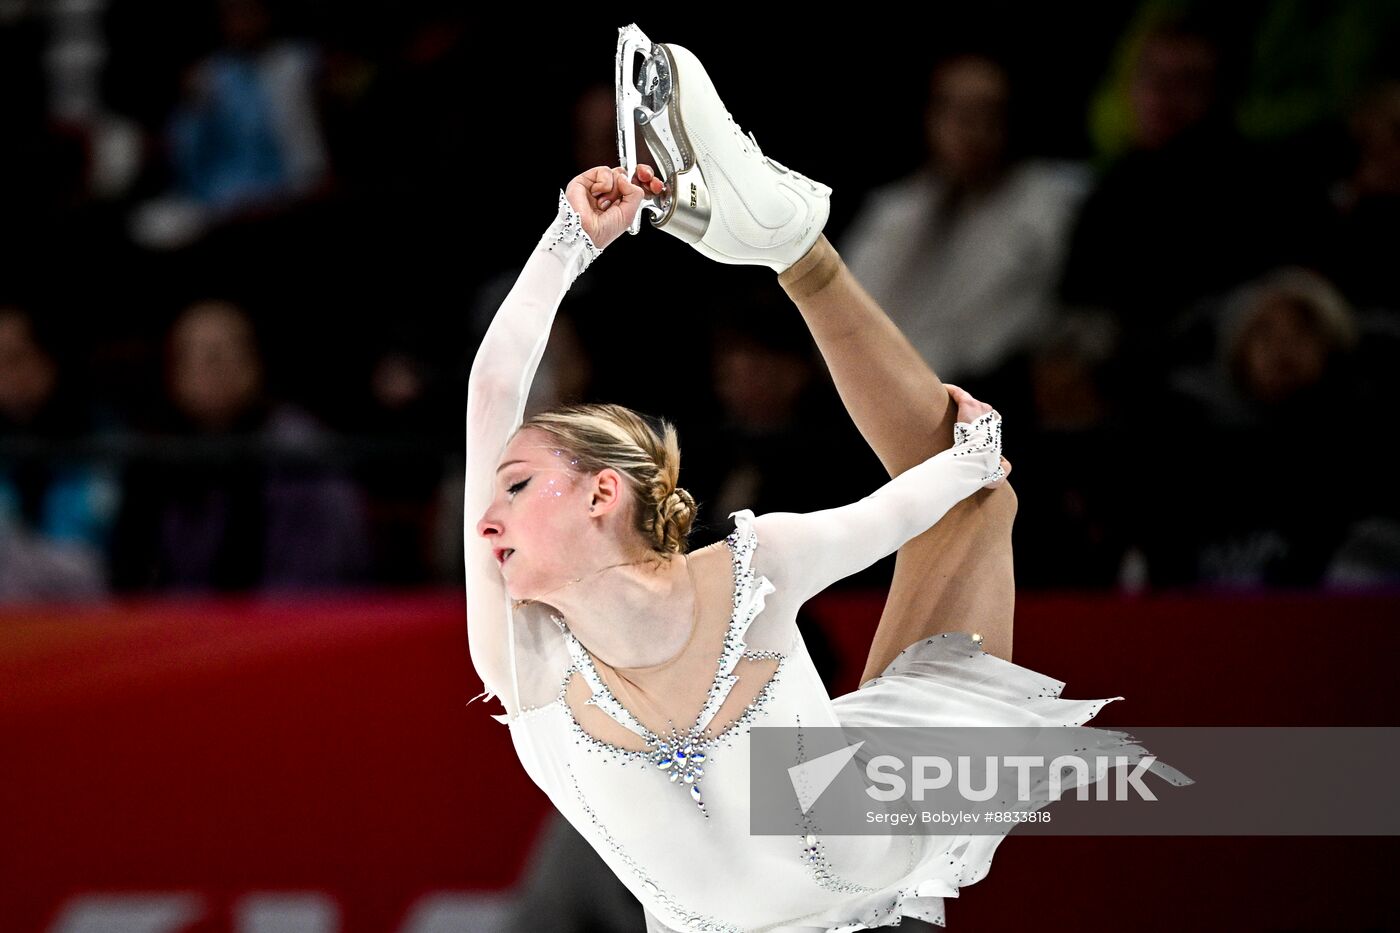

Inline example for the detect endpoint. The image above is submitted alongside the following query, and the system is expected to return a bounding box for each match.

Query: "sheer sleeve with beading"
[464,191,601,721]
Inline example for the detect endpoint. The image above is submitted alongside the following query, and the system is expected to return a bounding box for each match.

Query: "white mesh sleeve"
[749,409,1005,605]
[464,190,602,722]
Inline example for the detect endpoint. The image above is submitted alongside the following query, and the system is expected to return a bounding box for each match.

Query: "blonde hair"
[519,403,696,557]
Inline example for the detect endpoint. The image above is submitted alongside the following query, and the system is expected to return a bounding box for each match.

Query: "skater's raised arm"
[749,393,1007,607]
[464,165,663,715]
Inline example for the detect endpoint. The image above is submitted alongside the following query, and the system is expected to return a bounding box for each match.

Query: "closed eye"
[507,478,530,496]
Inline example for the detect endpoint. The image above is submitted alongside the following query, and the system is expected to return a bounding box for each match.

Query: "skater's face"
[476,428,626,600]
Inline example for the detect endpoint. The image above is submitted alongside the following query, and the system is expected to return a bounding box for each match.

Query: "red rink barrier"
[2,588,1396,932]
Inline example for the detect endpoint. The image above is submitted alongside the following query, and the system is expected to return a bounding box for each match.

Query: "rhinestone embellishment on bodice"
[651,728,708,806]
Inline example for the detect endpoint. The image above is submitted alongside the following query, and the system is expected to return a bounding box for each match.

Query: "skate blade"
[615,25,709,241]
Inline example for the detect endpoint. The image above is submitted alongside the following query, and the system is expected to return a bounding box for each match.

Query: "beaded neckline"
[562,539,739,735]
[555,520,779,817]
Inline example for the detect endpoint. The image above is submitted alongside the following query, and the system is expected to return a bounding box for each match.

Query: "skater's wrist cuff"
[539,189,602,285]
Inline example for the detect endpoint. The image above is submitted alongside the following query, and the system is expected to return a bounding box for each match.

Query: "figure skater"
[466,38,1185,932]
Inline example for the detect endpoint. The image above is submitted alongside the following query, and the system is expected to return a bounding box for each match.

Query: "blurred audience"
[357,345,458,586]
[841,52,1090,385]
[128,0,329,250]
[0,2,1394,601]
[1320,80,1400,312]
[0,306,119,601]
[1058,11,1317,404]
[681,291,883,553]
[1135,268,1397,587]
[109,300,369,591]
[999,311,1138,589]
[1173,268,1361,426]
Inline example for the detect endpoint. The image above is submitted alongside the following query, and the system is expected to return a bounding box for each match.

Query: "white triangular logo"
[788,741,864,814]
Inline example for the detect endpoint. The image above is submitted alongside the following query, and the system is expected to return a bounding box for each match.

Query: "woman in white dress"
[462,157,1188,932]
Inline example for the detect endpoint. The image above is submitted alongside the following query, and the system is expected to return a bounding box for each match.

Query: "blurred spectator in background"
[1321,80,1400,313]
[1233,1,1400,147]
[3,3,1394,600]
[128,0,328,250]
[1058,10,1315,405]
[1002,310,1139,589]
[110,299,369,591]
[1174,268,1361,428]
[1134,267,1398,587]
[841,52,1090,386]
[0,305,120,601]
[682,291,874,545]
[355,341,462,587]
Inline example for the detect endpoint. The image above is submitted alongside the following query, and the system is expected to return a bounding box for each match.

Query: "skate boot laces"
[723,110,823,193]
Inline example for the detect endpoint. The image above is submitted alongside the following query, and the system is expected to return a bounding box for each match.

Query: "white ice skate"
[615,24,832,273]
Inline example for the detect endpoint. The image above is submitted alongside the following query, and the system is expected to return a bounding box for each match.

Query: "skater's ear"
[586,467,627,520]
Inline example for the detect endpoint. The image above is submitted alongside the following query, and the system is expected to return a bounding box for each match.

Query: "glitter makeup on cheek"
[528,470,573,501]
[531,449,581,500]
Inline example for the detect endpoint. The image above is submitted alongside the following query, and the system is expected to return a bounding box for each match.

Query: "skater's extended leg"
[778,235,956,478]
[621,33,1017,671]
[777,234,1016,670]
[859,484,1017,677]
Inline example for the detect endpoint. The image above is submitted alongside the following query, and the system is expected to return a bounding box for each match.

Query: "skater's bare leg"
[777,236,955,477]
[777,234,1016,670]
[859,485,1017,678]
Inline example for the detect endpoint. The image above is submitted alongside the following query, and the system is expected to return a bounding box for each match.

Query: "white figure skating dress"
[465,194,1188,932]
